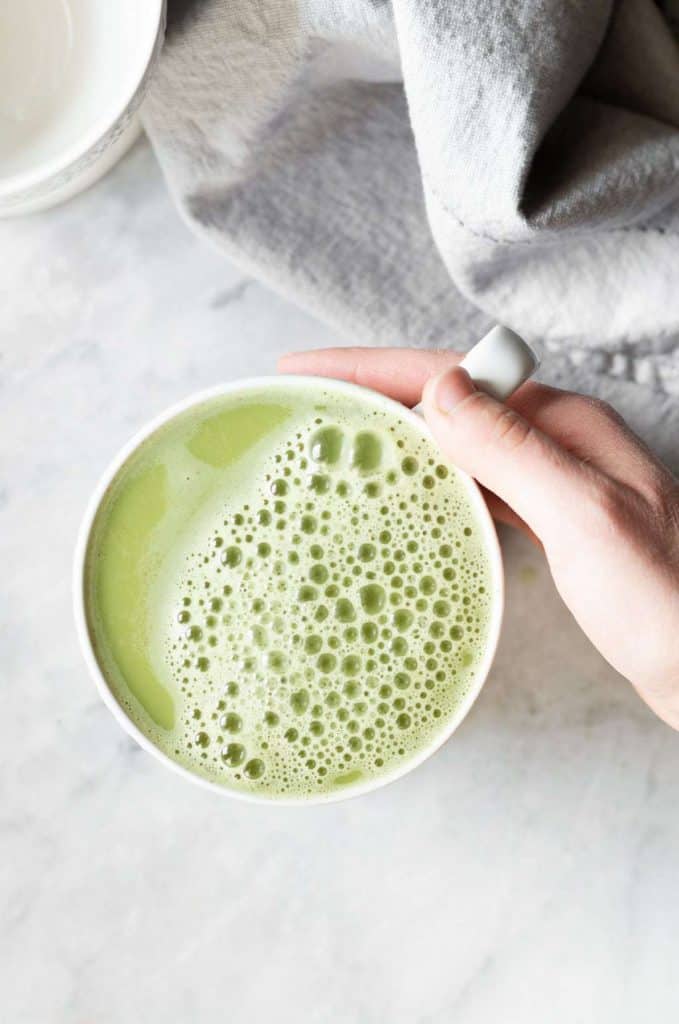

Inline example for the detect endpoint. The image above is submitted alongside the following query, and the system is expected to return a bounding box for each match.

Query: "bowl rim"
[73,374,505,805]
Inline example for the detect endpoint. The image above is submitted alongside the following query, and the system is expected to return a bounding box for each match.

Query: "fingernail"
[433,367,474,413]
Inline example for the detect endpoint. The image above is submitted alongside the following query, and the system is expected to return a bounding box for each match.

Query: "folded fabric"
[143,0,679,401]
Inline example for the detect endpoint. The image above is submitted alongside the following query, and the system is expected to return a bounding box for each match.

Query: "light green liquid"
[85,384,495,798]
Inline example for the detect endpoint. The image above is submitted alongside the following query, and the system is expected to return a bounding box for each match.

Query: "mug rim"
[73,374,505,805]
[0,0,166,198]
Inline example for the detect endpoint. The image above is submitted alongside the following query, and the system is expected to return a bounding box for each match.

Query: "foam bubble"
[310,426,344,465]
[350,431,382,474]
[360,584,386,615]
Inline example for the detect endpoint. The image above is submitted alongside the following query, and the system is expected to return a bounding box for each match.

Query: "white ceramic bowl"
[74,376,505,804]
[0,0,166,216]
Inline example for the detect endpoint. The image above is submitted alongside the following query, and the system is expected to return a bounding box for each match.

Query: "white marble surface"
[1,140,678,1023]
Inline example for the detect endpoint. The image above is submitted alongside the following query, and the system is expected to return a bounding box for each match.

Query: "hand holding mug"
[280,347,679,730]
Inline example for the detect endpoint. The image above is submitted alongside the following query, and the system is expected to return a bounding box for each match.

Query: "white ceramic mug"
[73,329,538,804]
[0,0,166,217]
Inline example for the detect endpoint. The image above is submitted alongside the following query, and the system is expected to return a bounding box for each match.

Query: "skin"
[279,347,679,731]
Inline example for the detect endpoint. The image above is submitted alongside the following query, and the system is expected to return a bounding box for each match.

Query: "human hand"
[279,348,679,730]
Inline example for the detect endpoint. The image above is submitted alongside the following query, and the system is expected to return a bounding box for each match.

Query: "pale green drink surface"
[85,383,496,798]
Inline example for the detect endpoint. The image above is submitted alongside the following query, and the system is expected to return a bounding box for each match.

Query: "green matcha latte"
[83,380,498,799]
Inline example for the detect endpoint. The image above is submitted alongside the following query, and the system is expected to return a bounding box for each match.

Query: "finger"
[508,385,664,494]
[279,346,559,416]
[422,367,596,542]
[279,347,664,500]
[278,347,462,407]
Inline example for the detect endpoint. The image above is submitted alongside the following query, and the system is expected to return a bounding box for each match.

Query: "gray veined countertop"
[1,140,678,1024]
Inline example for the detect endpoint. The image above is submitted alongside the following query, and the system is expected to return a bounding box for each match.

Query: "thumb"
[421,367,590,541]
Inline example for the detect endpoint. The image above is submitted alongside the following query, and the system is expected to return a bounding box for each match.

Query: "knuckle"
[587,396,625,428]
[489,407,534,453]
[582,472,679,553]
[350,353,372,389]
[639,471,667,511]
[582,477,631,539]
[642,473,679,527]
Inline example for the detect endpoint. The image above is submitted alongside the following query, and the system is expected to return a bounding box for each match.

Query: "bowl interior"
[0,0,162,188]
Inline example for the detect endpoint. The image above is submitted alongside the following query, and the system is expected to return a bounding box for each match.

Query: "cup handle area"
[412,325,539,415]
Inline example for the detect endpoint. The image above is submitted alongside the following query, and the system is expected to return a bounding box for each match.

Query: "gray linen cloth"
[143,0,679,466]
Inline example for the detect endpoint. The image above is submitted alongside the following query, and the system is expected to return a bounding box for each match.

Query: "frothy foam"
[85,385,495,798]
